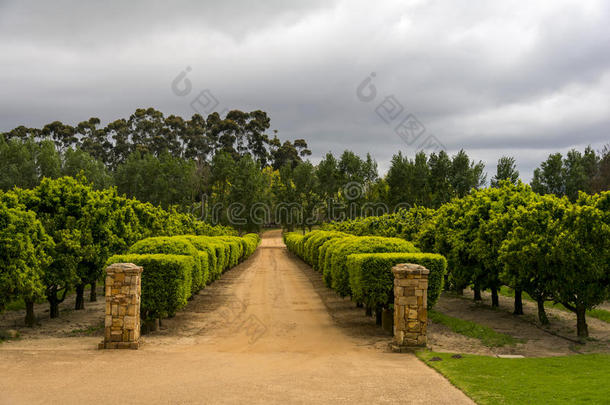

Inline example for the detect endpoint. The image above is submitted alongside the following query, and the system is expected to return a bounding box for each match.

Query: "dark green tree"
[0,199,54,326]
[491,156,519,187]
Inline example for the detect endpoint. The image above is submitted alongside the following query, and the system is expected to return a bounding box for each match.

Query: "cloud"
[1,0,608,181]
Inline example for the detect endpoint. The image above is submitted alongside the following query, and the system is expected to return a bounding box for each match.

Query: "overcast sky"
[1,0,609,181]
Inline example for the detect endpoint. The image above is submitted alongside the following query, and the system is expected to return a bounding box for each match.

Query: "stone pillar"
[390,263,429,352]
[99,263,142,349]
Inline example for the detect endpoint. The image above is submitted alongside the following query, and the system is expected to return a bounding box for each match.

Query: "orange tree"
[0,198,54,326]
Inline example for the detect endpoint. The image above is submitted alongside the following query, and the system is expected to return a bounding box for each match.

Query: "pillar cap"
[391,263,429,276]
[106,263,143,274]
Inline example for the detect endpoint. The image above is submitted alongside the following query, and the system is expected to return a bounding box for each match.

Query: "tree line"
[2,108,608,234]
[0,176,233,326]
[324,183,609,338]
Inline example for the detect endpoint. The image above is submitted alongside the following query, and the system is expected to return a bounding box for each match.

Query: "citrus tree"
[498,194,568,324]
[0,199,54,326]
[550,192,610,337]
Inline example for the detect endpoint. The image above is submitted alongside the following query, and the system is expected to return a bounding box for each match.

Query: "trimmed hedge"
[284,232,305,258]
[241,233,261,258]
[107,254,195,319]
[346,252,446,310]
[284,230,446,313]
[184,236,228,278]
[285,230,433,303]
[324,236,420,297]
[128,236,209,291]
[303,231,348,269]
[107,233,261,321]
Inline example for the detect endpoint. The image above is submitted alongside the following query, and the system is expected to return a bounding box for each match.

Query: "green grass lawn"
[417,351,610,404]
[429,310,524,347]
[498,287,610,323]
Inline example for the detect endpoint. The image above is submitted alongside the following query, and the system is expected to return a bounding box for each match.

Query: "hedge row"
[107,233,260,320]
[347,253,446,310]
[284,230,445,312]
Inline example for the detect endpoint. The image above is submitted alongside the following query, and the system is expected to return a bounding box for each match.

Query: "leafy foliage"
[109,233,260,320]
[0,201,53,321]
[346,252,446,310]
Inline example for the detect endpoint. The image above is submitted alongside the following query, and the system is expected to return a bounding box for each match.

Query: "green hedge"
[108,233,261,321]
[324,236,420,297]
[346,252,447,310]
[284,232,305,258]
[302,230,348,268]
[128,236,209,291]
[285,230,437,304]
[242,233,261,258]
[184,236,227,278]
[107,254,194,319]
[211,236,245,267]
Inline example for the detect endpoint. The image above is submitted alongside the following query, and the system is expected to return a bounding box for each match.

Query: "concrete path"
[0,231,473,404]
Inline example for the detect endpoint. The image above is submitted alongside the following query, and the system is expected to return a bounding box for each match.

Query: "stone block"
[397,278,419,287]
[100,262,143,350]
[391,262,430,350]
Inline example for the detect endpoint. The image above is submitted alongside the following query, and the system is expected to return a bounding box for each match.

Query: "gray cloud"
[1,0,608,181]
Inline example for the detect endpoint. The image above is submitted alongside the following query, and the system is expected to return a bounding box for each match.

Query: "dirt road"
[0,231,473,404]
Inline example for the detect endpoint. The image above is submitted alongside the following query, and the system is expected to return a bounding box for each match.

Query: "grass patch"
[429,310,524,347]
[499,287,610,324]
[417,351,610,405]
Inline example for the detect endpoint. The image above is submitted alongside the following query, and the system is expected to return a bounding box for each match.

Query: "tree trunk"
[491,287,499,308]
[47,286,67,319]
[473,284,482,301]
[536,297,549,325]
[90,280,97,302]
[513,289,523,315]
[375,308,382,326]
[49,297,59,318]
[576,305,588,338]
[75,283,85,310]
[365,306,373,317]
[25,300,36,327]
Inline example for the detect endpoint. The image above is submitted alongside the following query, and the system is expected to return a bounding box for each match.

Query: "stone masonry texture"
[99,263,142,349]
[391,263,429,351]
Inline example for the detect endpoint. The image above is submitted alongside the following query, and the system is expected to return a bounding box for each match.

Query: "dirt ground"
[429,291,610,357]
[0,231,473,405]
[0,288,106,340]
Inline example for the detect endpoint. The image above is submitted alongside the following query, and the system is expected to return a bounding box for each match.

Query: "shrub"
[284,232,305,258]
[346,252,446,310]
[325,236,420,297]
[318,237,345,273]
[106,254,195,319]
[322,206,435,242]
[212,236,245,266]
[302,230,348,268]
[128,236,209,291]
[184,236,227,278]
[242,233,261,258]
[114,233,260,322]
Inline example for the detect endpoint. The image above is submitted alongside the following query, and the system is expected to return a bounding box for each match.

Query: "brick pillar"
[390,263,429,352]
[99,263,142,349]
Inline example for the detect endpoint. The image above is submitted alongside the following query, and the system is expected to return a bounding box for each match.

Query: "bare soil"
[429,291,610,357]
[0,288,105,340]
[0,231,473,405]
